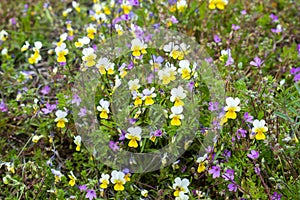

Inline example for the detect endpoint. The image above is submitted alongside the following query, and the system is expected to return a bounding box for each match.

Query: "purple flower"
[147,73,154,83]
[78,185,87,192]
[271,192,282,200]
[271,25,282,33]
[206,146,214,154]
[236,128,247,140]
[170,16,178,24]
[232,24,240,31]
[72,94,81,106]
[222,150,231,160]
[208,102,219,111]
[109,141,120,152]
[59,62,66,66]
[208,165,221,178]
[297,44,300,55]
[42,102,56,114]
[154,129,163,137]
[85,189,97,200]
[290,67,300,83]
[78,107,87,117]
[92,45,97,52]
[255,166,260,175]
[213,34,221,43]
[128,0,139,6]
[269,14,279,22]
[122,168,130,174]
[222,169,234,181]
[225,56,234,66]
[244,112,254,123]
[0,100,8,112]
[205,57,213,63]
[118,130,126,140]
[129,118,137,124]
[10,18,17,26]
[250,57,264,67]
[228,183,237,192]
[187,81,195,92]
[40,85,51,95]
[152,55,164,64]
[241,10,247,15]
[247,150,259,160]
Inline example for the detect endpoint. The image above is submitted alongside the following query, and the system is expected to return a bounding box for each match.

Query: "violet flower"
[85,189,97,200]
[228,183,237,192]
[109,141,120,152]
[232,24,240,31]
[40,85,51,95]
[0,100,8,112]
[250,57,264,67]
[269,14,279,22]
[213,34,221,43]
[247,150,259,159]
[42,102,56,114]
[208,102,219,111]
[290,67,300,83]
[271,192,282,200]
[72,94,81,106]
[222,169,234,181]
[78,185,87,192]
[244,112,254,123]
[78,107,87,117]
[208,165,221,178]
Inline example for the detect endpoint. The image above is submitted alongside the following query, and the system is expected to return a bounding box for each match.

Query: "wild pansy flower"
[176,0,187,12]
[196,154,207,173]
[74,135,82,151]
[56,33,68,46]
[150,129,163,142]
[96,57,115,75]
[244,112,254,122]
[54,110,68,128]
[271,24,282,34]
[169,106,184,126]
[123,168,131,182]
[141,189,148,197]
[158,63,177,85]
[290,67,300,83]
[97,99,110,119]
[250,56,264,67]
[131,38,147,57]
[82,47,97,67]
[32,135,44,143]
[42,102,56,114]
[86,25,97,39]
[110,170,126,191]
[224,97,241,119]
[149,55,164,71]
[247,150,259,159]
[208,165,221,178]
[172,177,190,197]
[28,41,42,64]
[75,36,90,48]
[68,171,77,186]
[121,0,132,14]
[170,86,186,107]
[131,91,143,106]
[228,183,237,192]
[252,119,268,140]
[125,126,142,148]
[62,8,72,17]
[55,43,69,64]
[208,0,228,10]
[175,191,189,200]
[163,42,184,60]
[85,190,97,200]
[100,173,110,189]
[21,41,30,52]
[115,24,124,35]
[128,78,140,91]
[178,60,191,80]
[72,1,80,12]
[0,30,8,41]
[142,87,156,105]
[0,100,8,112]
[220,49,234,66]
[51,169,63,183]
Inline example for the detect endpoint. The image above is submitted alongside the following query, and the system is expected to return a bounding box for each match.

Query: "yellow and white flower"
[121,0,132,14]
[82,47,97,67]
[158,63,177,85]
[56,33,68,47]
[5,162,15,174]
[21,41,30,52]
[0,30,8,41]
[128,79,141,91]
[125,126,142,148]
[96,57,115,75]
[176,0,187,12]
[141,189,148,197]
[178,60,191,80]
[172,177,190,197]
[169,106,184,126]
[55,43,69,63]
[97,99,110,119]
[54,110,68,128]
[32,135,44,143]
[132,91,143,106]
[51,169,63,183]
[110,170,126,191]
[163,42,184,60]
[100,173,110,189]
[142,87,156,106]
[252,119,268,140]
[209,0,228,10]
[62,8,72,17]
[75,36,90,48]
[196,154,207,173]
[170,86,186,107]
[131,38,147,57]
[73,135,82,151]
[224,97,240,119]
[72,1,80,12]
[115,24,124,35]
[28,41,42,64]
[68,171,77,187]
[175,191,189,200]
[86,25,97,39]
